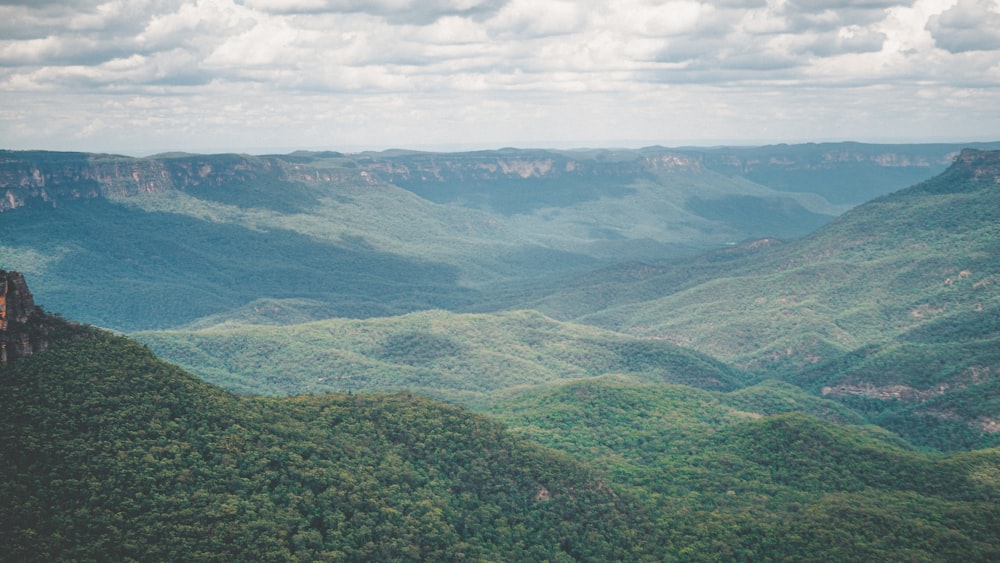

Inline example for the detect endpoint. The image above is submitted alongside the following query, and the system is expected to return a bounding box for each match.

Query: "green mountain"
[4,141,1000,562]
[86,150,1000,450]
[134,309,743,405]
[566,149,1000,363]
[487,377,1000,560]
[1,312,656,561]
[0,143,979,332]
[536,148,1000,449]
[4,275,1000,560]
[796,304,1000,450]
[91,147,1000,450]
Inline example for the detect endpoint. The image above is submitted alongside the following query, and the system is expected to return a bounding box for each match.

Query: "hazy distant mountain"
[0,142,985,332]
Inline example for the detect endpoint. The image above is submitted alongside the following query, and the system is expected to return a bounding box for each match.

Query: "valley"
[2,142,1000,560]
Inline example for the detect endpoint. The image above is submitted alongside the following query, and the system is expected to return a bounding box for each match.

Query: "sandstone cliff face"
[0,270,38,364]
[954,148,1000,183]
[0,151,365,212]
[697,147,950,174]
[1,144,990,214]
[356,148,703,185]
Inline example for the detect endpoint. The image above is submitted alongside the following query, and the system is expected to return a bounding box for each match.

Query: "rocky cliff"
[954,148,1000,182]
[0,151,252,211]
[356,148,703,185]
[0,270,95,364]
[0,151,370,212]
[3,143,997,213]
[0,270,38,363]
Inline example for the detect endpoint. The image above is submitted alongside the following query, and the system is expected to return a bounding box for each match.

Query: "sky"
[1,0,999,155]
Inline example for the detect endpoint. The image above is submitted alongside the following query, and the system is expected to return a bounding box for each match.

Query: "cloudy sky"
[1,0,998,154]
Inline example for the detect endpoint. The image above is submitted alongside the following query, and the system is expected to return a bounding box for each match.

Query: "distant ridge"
[543,149,1000,449]
[6,142,996,212]
[3,142,954,331]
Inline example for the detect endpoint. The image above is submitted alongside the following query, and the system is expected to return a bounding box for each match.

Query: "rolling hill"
[531,148,1000,449]
[123,148,1000,450]
[0,308,657,561]
[3,274,999,560]
[134,309,743,405]
[486,376,1000,560]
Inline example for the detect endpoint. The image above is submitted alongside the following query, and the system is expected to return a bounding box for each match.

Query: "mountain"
[133,309,743,404]
[3,275,998,561]
[681,141,1000,204]
[0,297,655,561]
[798,304,1000,450]
[487,376,1000,560]
[551,149,1000,367]
[22,146,993,450]
[354,142,1000,210]
[541,149,1000,449]
[0,151,499,330]
[0,143,978,332]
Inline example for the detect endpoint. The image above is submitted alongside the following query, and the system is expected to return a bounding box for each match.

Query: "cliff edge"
[0,270,38,363]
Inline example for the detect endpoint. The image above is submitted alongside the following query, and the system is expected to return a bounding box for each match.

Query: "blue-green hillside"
[135,309,742,405]
[0,144,968,332]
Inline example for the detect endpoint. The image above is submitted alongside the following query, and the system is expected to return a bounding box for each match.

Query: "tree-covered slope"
[796,304,1000,450]
[134,309,743,405]
[0,329,657,562]
[488,377,1000,561]
[535,149,1000,449]
[5,281,1000,561]
[563,149,1000,372]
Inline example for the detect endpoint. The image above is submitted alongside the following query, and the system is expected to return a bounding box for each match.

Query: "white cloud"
[488,0,588,38]
[245,0,507,23]
[0,0,997,152]
[926,0,1000,52]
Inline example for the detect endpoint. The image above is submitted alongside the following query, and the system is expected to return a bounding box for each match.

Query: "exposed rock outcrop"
[0,270,38,363]
[355,147,706,186]
[0,151,366,212]
[953,148,1000,183]
[3,144,994,213]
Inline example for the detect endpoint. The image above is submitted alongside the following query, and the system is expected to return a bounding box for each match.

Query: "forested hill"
[3,277,1000,560]
[134,309,745,403]
[535,148,1000,450]
[0,310,655,561]
[558,148,1000,364]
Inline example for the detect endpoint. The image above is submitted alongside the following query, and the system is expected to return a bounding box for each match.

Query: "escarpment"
[0,270,95,365]
[0,270,37,363]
